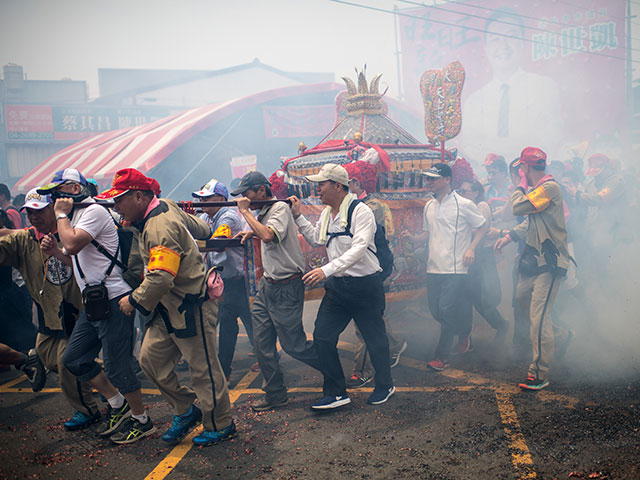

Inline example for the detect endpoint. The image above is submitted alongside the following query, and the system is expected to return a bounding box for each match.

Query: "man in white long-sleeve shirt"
[290,163,395,411]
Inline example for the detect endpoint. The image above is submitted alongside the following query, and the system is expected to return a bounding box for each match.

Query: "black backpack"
[326,199,394,280]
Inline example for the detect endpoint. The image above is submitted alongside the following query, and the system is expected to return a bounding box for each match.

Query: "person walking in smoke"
[495,147,572,390]
[100,168,235,447]
[457,179,509,346]
[192,178,255,382]
[291,163,396,410]
[233,171,323,412]
[403,163,487,371]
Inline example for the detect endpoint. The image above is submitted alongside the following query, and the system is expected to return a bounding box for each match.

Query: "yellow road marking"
[143,367,259,480]
[0,340,577,480]
[495,389,537,479]
[0,375,27,392]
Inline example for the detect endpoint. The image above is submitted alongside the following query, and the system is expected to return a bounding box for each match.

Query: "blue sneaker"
[192,421,237,447]
[367,386,396,405]
[161,405,202,443]
[310,395,351,411]
[64,410,101,431]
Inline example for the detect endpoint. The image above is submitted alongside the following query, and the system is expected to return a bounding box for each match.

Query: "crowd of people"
[0,143,637,446]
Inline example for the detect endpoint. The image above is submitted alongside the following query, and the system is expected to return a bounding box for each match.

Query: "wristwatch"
[56,213,68,221]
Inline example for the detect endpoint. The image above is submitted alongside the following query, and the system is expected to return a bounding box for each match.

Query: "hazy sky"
[0,0,406,99]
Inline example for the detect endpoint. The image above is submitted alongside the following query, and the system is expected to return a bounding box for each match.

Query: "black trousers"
[426,273,472,360]
[314,274,393,397]
[217,276,253,378]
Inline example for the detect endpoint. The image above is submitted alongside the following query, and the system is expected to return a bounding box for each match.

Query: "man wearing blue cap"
[38,168,153,444]
[192,178,254,381]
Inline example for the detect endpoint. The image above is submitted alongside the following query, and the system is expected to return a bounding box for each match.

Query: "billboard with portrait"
[399,1,626,164]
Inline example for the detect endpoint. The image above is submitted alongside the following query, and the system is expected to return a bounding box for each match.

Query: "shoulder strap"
[74,242,120,284]
[91,239,127,271]
[326,199,361,246]
[90,208,128,271]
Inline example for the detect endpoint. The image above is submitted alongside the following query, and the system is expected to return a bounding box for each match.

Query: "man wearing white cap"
[192,179,254,381]
[0,188,101,429]
[290,163,395,410]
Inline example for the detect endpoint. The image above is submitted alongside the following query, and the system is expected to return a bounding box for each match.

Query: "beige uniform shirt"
[130,199,212,337]
[510,178,569,271]
[0,228,82,336]
[257,201,306,281]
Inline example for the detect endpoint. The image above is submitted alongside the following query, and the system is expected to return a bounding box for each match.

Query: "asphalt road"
[1,298,639,480]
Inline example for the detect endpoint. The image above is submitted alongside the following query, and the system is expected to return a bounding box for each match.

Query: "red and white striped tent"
[14,83,344,195]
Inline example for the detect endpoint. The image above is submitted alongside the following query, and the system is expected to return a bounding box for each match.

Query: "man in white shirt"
[290,163,395,410]
[38,169,153,444]
[405,163,487,371]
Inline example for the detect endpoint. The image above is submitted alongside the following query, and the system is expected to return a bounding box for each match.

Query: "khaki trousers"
[139,300,232,432]
[516,271,566,381]
[35,333,98,416]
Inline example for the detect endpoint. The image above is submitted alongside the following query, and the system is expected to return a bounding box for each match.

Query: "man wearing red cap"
[98,168,235,447]
[495,147,571,390]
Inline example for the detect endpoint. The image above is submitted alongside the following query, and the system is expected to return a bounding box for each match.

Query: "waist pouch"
[518,246,543,277]
[82,283,110,322]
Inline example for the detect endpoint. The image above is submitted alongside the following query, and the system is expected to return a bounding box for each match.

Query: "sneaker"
[310,395,351,411]
[454,336,473,355]
[251,398,288,412]
[555,330,575,361]
[97,401,131,437]
[390,341,408,368]
[367,386,396,405]
[192,421,237,447]
[427,359,450,371]
[161,405,202,443]
[346,373,373,389]
[63,410,101,431]
[19,349,46,392]
[110,417,156,444]
[518,376,550,390]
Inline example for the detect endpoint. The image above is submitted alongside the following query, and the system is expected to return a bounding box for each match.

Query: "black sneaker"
[97,401,131,437]
[518,376,549,391]
[346,373,372,389]
[310,395,351,411]
[367,386,396,405]
[19,349,46,392]
[390,341,408,368]
[251,398,288,412]
[110,417,156,444]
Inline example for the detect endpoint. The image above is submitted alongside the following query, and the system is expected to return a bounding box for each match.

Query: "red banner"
[400,1,626,163]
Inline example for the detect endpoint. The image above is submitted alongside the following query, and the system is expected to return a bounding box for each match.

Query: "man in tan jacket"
[0,189,100,429]
[98,168,235,447]
[495,147,571,390]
